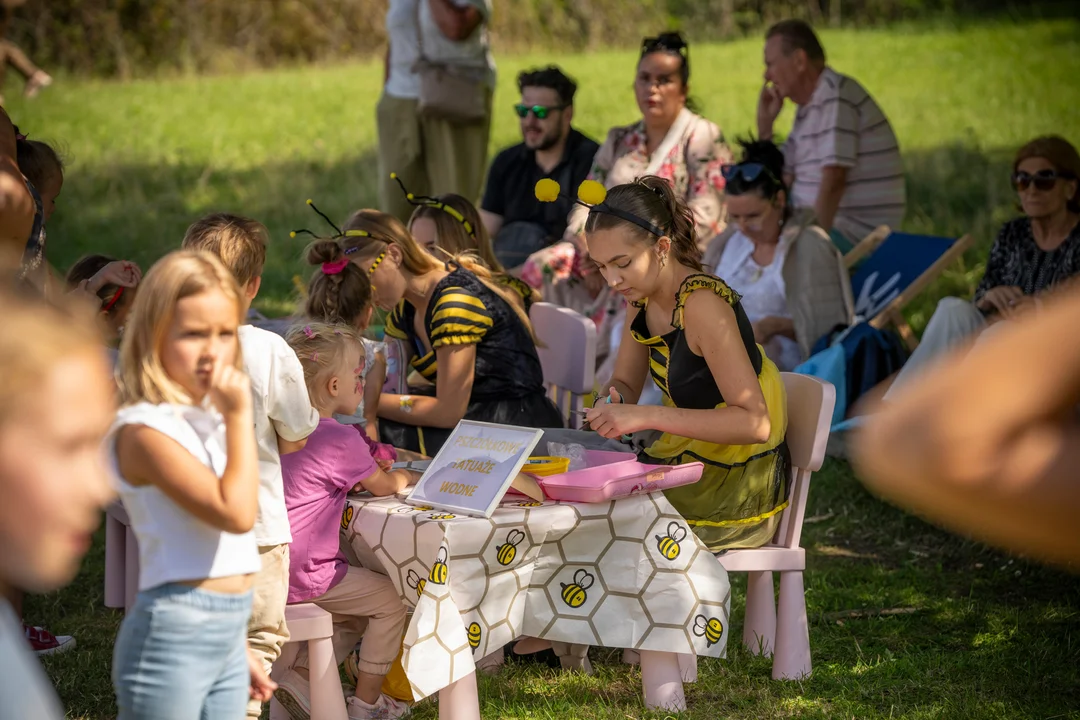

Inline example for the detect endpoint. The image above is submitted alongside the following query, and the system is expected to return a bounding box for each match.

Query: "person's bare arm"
[364,354,386,441]
[588,292,771,445]
[277,434,307,455]
[814,166,848,232]
[354,468,420,497]
[428,0,482,41]
[852,287,1080,568]
[0,158,33,254]
[378,344,476,428]
[117,365,259,534]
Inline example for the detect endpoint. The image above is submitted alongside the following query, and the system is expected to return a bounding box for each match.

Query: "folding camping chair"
[842,226,974,350]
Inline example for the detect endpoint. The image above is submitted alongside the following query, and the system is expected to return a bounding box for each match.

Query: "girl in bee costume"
[542,176,789,551]
[337,182,563,456]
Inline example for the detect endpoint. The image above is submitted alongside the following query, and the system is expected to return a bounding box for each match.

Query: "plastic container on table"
[511,449,704,503]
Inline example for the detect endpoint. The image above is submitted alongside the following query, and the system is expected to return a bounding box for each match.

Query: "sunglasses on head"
[641,33,688,57]
[514,104,565,120]
[721,162,780,186]
[1012,169,1073,192]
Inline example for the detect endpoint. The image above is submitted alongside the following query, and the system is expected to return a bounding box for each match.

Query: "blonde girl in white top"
[110,250,275,719]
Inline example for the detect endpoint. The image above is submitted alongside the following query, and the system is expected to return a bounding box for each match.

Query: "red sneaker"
[24,624,76,656]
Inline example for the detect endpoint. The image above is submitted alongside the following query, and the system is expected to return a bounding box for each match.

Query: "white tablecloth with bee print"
[341,492,732,701]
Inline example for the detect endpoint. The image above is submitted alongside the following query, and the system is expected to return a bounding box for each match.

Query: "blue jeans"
[113,583,253,720]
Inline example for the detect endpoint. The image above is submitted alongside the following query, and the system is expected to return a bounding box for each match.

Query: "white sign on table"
[406,420,543,517]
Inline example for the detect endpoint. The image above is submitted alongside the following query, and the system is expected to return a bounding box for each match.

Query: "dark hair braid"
[304,239,373,325]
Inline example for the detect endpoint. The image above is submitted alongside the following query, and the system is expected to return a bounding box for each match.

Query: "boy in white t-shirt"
[183,213,320,719]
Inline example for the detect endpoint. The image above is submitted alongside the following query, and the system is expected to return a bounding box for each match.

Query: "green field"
[7,19,1080,325]
[19,18,1080,719]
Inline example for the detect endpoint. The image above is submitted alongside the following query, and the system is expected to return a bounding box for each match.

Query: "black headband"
[587,203,666,237]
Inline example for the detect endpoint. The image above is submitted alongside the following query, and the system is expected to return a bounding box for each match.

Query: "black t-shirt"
[480,128,599,240]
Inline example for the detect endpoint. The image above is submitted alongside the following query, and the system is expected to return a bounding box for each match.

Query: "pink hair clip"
[303,325,315,338]
[311,352,319,361]
[322,259,349,275]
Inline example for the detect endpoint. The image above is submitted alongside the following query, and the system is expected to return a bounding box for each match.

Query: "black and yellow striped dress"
[632,274,789,551]
[380,267,562,455]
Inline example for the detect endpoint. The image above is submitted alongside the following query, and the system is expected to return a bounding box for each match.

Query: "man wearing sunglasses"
[480,66,599,271]
[757,19,904,254]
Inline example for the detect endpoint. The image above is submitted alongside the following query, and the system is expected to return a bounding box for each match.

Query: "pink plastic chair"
[269,604,349,720]
[529,302,597,429]
[714,373,835,680]
[104,500,139,612]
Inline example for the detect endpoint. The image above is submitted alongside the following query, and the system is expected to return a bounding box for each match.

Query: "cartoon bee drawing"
[467,622,481,651]
[693,614,724,648]
[406,569,427,598]
[428,547,448,585]
[340,505,354,531]
[516,501,543,508]
[560,569,595,609]
[655,522,687,561]
[496,530,525,566]
[428,513,457,521]
[395,505,432,514]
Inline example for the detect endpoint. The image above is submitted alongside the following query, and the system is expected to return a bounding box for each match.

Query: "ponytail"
[304,239,373,326]
[585,175,703,272]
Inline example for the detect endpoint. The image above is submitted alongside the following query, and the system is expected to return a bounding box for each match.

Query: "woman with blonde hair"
[396,179,537,310]
[338,208,561,455]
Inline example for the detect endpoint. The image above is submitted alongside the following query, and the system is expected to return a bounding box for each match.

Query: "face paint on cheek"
[354,367,364,395]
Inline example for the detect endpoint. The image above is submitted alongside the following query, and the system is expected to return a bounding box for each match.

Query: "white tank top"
[110,402,260,591]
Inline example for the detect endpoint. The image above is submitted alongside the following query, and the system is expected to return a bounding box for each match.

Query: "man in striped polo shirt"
[757,19,905,253]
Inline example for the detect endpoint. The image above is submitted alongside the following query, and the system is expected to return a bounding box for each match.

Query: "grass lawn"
[4,18,1079,327]
[17,17,1080,720]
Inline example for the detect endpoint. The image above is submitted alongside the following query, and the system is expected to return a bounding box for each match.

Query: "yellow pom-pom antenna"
[306,199,313,205]
[390,172,398,180]
[535,178,560,203]
[577,180,607,206]
[289,231,297,238]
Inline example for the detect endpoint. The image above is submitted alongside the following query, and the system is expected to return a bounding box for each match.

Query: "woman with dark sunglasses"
[517,31,734,386]
[702,138,853,370]
[887,135,1080,398]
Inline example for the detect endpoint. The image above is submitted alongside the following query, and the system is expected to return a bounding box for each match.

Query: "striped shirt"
[782,67,906,242]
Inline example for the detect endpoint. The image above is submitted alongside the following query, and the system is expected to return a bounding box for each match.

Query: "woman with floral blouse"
[520,32,733,381]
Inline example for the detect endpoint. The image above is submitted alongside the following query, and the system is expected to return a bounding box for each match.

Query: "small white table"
[343,491,732,717]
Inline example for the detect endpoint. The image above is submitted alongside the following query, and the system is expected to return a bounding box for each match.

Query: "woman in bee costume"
[538,175,789,552]
[333,180,563,457]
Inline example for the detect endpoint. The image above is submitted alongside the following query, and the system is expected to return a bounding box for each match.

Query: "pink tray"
[510,449,704,504]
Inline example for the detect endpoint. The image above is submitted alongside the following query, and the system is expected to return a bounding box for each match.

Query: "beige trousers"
[294,565,407,677]
[247,543,291,718]
[376,91,493,226]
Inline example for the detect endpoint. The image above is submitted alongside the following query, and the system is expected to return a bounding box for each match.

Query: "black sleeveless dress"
[380,267,562,455]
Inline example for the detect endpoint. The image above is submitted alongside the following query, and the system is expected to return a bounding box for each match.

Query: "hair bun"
[305,238,344,266]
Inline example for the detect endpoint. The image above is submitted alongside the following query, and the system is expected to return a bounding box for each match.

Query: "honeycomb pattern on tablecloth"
[342,492,731,701]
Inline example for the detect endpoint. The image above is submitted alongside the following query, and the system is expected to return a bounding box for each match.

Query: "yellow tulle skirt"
[645,354,789,552]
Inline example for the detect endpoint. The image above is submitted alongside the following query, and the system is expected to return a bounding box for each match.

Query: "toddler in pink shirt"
[278,321,419,720]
